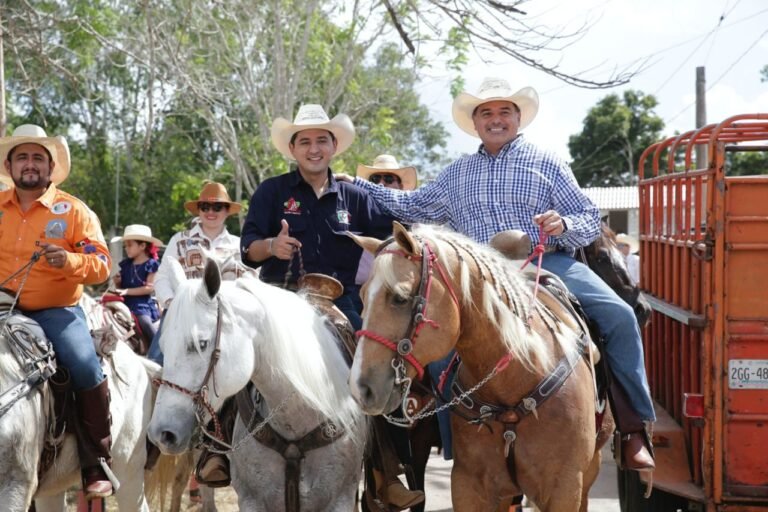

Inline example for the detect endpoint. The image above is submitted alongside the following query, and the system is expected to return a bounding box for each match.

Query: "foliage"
[728,151,768,176]
[568,90,664,187]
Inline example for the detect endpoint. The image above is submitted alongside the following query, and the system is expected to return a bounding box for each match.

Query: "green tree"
[569,90,664,186]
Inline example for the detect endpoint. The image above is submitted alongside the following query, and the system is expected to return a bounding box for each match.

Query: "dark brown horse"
[580,223,651,328]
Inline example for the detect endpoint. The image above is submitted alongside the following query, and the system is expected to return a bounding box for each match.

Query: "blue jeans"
[147,313,165,366]
[427,352,455,460]
[334,286,363,331]
[541,252,656,421]
[24,306,104,391]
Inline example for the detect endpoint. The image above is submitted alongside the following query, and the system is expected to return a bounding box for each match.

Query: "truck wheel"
[617,467,690,512]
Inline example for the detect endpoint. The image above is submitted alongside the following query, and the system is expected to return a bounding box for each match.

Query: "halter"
[153,296,226,444]
[356,240,460,382]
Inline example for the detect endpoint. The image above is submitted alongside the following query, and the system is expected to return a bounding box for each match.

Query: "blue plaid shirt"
[354,135,600,250]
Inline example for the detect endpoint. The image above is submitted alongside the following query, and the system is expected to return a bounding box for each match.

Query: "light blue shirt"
[354,135,600,251]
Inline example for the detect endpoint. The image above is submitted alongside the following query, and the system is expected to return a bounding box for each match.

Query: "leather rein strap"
[235,387,344,512]
[153,296,226,444]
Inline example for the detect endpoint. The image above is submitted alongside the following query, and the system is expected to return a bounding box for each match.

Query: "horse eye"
[391,294,411,306]
[199,339,209,350]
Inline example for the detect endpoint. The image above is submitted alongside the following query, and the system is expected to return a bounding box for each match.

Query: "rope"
[0,252,43,320]
[519,227,548,320]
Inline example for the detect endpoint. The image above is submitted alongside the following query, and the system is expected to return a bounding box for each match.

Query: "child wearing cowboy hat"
[110,224,165,353]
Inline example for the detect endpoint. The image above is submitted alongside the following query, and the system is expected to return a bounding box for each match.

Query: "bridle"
[356,240,461,406]
[153,296,226,445]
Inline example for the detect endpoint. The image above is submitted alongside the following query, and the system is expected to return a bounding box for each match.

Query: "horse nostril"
[160,430,178,447]
[357,381,375,406]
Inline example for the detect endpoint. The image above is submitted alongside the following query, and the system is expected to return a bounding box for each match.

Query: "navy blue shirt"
[241,169,393,289]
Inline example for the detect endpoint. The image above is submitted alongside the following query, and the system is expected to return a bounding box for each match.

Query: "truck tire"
[617,467,690,512]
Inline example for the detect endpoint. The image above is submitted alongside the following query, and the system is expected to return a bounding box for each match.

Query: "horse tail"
[144,453,181,511]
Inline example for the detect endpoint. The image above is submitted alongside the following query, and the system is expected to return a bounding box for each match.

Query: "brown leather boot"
[609,379,655,472]
[621,431,656,471]
[195,397,235,487]
[372,469,425,511]
[75,378,116,499]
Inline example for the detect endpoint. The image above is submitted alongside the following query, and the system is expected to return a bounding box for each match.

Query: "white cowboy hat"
[271,104,355,159]
[0,124,71,185]
[356,154,418,191]
[616,233,640,253]
[452,77,540,137]
[110,224,164,247]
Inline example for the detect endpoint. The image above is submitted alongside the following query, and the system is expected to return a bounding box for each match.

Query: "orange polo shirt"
[0,184,111,310]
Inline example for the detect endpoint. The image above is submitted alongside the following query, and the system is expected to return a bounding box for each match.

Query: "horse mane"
[168,275,365,444]
[377,225,579,372]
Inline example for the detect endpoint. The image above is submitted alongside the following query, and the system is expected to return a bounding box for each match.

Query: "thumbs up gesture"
[270,219,302,260]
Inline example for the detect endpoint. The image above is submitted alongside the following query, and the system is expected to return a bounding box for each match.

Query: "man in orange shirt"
[0,125,115,499]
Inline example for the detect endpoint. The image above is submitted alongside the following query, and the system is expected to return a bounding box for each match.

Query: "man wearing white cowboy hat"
[0,124,117,499]
[242,106,425,509]
[616,233,641,285]
[342,77,657,474]
[242,104,392,328]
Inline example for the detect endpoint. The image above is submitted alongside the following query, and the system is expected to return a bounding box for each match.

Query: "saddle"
[489,230,654,470]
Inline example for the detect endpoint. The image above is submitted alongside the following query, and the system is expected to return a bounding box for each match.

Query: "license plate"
[729,359,768,389]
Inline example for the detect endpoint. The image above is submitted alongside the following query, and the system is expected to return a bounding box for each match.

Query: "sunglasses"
[198,202,228,213]
[369,174,401,185]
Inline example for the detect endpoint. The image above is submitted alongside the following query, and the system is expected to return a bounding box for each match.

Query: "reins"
[153,296,226,445]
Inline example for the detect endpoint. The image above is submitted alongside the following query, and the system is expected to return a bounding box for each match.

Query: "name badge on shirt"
[45,219,67,239]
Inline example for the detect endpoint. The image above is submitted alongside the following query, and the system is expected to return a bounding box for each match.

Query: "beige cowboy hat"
[356,154,417,191]
[184,181,242,216]
[271,104,355,159]
[0,124,71,185]
[110,224,164,247]
[452,77,540,137]
[616,233,640,253]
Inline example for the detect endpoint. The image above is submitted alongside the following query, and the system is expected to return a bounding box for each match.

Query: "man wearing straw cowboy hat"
[616,233,641,285]
[242,105,425,510]
[0,124,117,499]
[341,77,657,473]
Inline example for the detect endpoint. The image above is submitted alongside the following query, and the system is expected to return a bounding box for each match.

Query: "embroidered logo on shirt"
[97,254,109,264]
[45,219,67,239]
[283,198,301,215]
[84,244,97,254]
[75,238,91,248]
[336,210,351,224]
[50,201,73,215]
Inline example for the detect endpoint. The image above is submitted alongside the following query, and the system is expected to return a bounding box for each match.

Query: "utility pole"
[695,66,707,169]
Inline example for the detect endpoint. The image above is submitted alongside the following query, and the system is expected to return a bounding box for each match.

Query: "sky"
[415,0,768,164]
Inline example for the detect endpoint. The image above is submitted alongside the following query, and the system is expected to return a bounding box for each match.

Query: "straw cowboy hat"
[616,233,640,253]
[110,224,164,247]
[356,154,417,191]
[452,77,540,137]
[271,104,355,159]
[184,181,242,216]
[0,124,71,185]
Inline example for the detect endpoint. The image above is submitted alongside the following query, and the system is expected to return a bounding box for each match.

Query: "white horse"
[147,260,367,511]
[0,292,161,511]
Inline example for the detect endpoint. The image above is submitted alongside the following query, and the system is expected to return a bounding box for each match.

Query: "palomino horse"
[148,259,367,511]
[350,224,607,512]
[0,292,161,511]
[580,223,651,328]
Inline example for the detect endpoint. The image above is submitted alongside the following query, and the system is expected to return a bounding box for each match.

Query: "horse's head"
[148,258,256,455]
[583,225,651,328]
[349,223,462,415]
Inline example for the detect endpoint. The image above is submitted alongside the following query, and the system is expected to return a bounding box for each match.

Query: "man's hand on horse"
[40,242,68,268]
[534,210,567,236]
[271,219,302,260]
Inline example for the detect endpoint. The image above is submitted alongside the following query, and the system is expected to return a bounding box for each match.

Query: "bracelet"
[268,238,275,256]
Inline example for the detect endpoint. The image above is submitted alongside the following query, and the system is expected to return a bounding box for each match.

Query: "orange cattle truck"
[618,114,768,512]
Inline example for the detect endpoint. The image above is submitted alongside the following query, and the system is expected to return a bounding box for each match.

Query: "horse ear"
[348,232,381,255]
[203,258,221,299]
[393,221,421,257]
